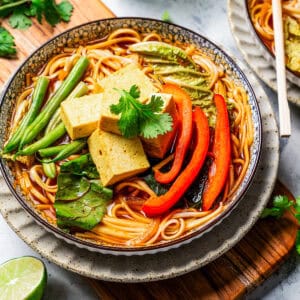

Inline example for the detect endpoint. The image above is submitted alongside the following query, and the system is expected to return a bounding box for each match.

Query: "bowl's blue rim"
[0,17,262,254]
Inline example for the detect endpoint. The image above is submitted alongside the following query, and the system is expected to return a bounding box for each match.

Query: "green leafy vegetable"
[261,195,300,254]
[9,8,32,29]
[60,154,99,179]
[54,155,113,230]
[56,174,90,201]
[129,41,195,67]
[110,85,173,139]
[144,173,169,196]
[161,10,171,23]
[0,26,16,57]
[55,182,111,230]
[0,0,73,57]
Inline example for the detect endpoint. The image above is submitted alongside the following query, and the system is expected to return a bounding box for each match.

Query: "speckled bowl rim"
[244,0,300,86]
[0,17,262,256]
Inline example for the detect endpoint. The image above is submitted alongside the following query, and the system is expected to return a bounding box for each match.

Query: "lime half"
[0,256,47,300]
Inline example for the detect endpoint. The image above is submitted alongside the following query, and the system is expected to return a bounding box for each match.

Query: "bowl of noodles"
[246,0,300,86]
[0,18,262,255]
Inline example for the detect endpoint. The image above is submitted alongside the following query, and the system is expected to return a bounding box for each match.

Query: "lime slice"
[0,256,47,300]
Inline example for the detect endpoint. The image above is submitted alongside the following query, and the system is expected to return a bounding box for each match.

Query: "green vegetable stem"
[17,122,66,156]
[42,161,57,179]
[41,139,87,163]
[3,76,49,153]
[38,144,69,158]
[19,56,89,148]
[45,81,88,135]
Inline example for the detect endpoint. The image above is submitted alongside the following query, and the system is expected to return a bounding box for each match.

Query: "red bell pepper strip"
[142,106,210,217]
[154,84,193,184]
[202,94,231,211]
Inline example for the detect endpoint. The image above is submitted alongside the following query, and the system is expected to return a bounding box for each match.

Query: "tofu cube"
[88,129,150,186]
[99,64,158,134]
[60,94,102,140]
[140,93,179,159]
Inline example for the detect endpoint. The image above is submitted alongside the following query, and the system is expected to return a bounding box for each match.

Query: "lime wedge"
[0,256,47,300]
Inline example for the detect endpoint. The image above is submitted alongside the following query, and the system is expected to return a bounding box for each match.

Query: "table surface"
[1,0,300,299]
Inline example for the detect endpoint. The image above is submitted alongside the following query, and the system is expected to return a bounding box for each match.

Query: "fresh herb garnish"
[110,85,173,139]
[0,0,73,57]
[0,26,16,57]
[261,195,300,254]
[161,10,171,23]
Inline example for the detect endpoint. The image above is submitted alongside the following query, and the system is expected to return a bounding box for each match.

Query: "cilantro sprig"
[0,0,73,57]
[261,195,300,254]
[161,10,172,23]
[0,26,16,57]
[110,85,173,139]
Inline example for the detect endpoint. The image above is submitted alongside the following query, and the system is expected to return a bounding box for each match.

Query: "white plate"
[228,0,300,106]
[0,61,279,282]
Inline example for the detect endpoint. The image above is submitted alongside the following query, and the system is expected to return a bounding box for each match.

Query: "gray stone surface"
[0,0,299,298]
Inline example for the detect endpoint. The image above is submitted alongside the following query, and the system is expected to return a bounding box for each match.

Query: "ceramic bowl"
[0,18,262,255]
[245,0,300,86]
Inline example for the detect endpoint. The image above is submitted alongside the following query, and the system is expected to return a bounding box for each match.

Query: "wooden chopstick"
[272,0,291,137]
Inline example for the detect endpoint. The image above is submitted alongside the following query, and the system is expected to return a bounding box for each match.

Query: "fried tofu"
[140,93,179,159]
[60,94,102,140]
[88,129,150,186]
[98,64,158,135]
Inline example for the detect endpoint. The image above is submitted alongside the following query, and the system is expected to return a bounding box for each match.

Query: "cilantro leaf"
[162,10,172,23]
[261,195,294,219]
[31,0,44,23]
[141,112,173,139]
[9,8,32,29]
[261,194,300,255]
[110,85,173,139]
[56,0,73,21]
[0,26,16,57]
[296,231,300,255]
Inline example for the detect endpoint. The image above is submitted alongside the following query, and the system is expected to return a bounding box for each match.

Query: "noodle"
[9,28,254,248]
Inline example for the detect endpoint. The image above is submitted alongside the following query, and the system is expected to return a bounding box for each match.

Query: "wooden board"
[0,1,297,298]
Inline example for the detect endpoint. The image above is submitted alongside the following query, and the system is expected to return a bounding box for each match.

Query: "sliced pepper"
[202,94,231,211]
[154,83,193,184]
[142,106,210,217]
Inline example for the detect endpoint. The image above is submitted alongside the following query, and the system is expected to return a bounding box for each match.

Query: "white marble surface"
[1,0,300,298]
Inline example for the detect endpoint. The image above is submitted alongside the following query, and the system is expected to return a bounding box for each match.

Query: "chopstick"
[272,0,291,137]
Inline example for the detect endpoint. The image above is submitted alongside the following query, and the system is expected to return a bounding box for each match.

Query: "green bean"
[38,144,69,158]
[43,139,86,163]
[42,161,57,179]
[17,123,66,156]
[45,81,88,135]
[3,76,49,153]
[19,57,89,149]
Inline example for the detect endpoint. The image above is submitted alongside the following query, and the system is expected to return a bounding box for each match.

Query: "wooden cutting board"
[0,1,298,299]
